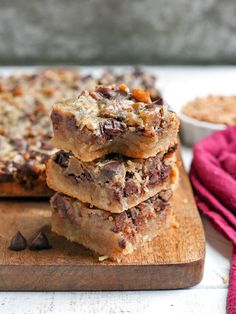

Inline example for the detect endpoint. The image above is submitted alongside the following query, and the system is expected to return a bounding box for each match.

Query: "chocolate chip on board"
[29,232,52,251]
[8,231,27,251]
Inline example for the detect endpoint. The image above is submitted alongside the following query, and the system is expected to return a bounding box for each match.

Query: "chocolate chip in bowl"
[179,95,236,146]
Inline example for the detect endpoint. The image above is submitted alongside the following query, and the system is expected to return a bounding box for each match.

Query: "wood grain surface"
[0,158,205,291]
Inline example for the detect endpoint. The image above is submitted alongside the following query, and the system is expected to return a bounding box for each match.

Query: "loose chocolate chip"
[8,231,27,251]
[54,151,69,168]
[29,232,52,251]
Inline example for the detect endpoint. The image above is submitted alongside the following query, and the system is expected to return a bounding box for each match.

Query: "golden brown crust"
[0,181,52,197]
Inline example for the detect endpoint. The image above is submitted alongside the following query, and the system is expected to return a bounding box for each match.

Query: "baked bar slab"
[46,146,178,212]
[0,68,161,196]
[51,189,173,261]
[51,85,179,161]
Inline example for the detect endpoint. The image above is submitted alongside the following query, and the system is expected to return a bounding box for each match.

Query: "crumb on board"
[221,276,228,285]
[172,221,180,229]
[171,215,180,228]
[98,255,109,262]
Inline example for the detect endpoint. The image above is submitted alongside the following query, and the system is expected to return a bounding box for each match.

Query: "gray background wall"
[0,0,236,65]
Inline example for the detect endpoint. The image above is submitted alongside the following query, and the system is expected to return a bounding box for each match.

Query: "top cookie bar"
[51,85,179,161]
[0,68,161,196]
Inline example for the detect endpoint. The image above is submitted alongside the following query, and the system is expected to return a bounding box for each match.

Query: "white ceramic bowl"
[179,112,226,147]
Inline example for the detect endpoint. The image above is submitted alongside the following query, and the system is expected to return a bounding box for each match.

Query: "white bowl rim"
[179,112,226,130]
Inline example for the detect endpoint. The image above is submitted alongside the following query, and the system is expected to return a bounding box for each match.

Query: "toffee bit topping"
[131,88,151,104]
[29,232,52,251]
[8,231,27,251]
[119,84,129,93]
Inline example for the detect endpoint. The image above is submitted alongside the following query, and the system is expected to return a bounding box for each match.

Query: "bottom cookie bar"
[51,190,173,261]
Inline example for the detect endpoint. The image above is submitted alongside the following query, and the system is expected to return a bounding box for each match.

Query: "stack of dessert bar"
[46,84,179,261]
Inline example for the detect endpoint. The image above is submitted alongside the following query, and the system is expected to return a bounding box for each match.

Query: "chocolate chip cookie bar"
[51,189,173,261]
[51,85,179,162]
[0,68,161,196]
[46,146,178,212]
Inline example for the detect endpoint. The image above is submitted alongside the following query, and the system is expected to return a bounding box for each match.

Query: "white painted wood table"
[0,66,233,314]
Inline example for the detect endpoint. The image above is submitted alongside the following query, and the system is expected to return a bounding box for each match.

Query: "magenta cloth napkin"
[190,125,236,314]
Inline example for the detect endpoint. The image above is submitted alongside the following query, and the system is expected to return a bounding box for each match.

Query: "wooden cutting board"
[0,156,205,291]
